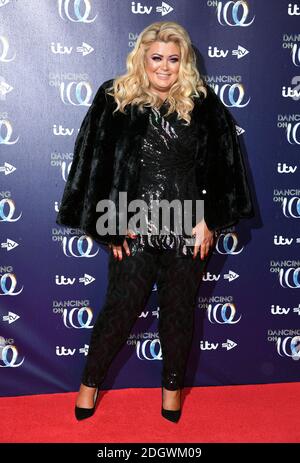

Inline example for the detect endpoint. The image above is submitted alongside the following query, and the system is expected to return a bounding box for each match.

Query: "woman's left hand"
[191,219,215,260]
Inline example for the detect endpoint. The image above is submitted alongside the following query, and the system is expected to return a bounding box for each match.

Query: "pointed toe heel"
[75,388,99,421]
[161,387,182,423]
[75,405,95,421]
[161,406,181,423]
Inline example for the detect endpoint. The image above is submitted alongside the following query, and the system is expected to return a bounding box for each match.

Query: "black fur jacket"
[56,78,254,246]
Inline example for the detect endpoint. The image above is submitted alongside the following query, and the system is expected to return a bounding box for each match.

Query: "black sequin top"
[128,100,201,257]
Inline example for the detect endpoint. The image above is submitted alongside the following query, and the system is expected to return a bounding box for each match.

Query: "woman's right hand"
[108,229,138,260]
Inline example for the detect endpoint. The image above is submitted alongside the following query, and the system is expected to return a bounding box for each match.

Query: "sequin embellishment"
[129,101,200,257]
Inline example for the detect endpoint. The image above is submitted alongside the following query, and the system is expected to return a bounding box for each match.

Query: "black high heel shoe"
[161,387,181,423]
[75,388,99,421]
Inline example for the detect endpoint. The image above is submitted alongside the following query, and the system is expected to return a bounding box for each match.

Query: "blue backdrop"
[1,0,299,397]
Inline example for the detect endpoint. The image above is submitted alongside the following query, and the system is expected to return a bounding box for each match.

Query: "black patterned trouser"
[81,245,209,391]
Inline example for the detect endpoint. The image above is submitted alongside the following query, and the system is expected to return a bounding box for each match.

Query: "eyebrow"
[151,53,179,57]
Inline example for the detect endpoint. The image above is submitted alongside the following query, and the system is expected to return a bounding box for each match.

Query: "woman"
[56,21,254,423]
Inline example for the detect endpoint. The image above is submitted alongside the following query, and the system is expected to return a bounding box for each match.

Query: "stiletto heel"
[75,388,99,421]
[161,387,181,423]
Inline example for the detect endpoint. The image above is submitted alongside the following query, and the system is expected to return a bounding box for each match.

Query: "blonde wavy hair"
[106,21,207,125]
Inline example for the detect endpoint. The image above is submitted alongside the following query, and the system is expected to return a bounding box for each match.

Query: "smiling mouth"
[156,74,170,78]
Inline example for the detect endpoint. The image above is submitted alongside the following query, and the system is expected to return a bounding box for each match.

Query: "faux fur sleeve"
[56,79,122,246]
[201,86,254,232]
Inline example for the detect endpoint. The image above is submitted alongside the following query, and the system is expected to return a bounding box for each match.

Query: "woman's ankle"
[80,383,97,391]
[162,387,181,410]
[76,384,97,407]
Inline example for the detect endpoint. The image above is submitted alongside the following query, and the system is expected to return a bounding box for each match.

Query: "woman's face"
[144,40,180,97]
